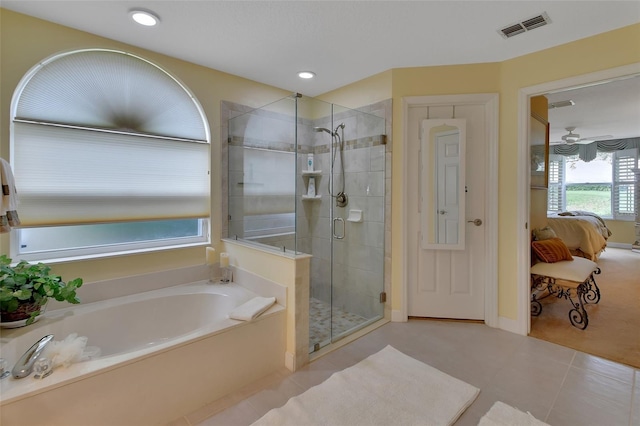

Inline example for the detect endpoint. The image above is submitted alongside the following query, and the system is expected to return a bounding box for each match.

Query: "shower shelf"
[302,195,322,200]
[302,170,322,176]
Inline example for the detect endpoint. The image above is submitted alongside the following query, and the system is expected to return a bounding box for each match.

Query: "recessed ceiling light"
[130,9,160,27]
[298,71,316,79]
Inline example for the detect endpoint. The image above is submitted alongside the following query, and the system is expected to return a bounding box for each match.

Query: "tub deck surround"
[45,263,211,311]
[0,280,286,425]
[222,238,311,371]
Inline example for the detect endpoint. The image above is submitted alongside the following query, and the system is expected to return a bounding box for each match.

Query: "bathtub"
[0,280,286,425]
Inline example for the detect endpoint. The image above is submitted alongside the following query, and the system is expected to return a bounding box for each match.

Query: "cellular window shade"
[15,50,208,141]
[14,122,210,226]
[12,49,210,227]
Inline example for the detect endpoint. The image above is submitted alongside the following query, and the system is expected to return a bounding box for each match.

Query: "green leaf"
[2,298,18,313]
[25,311,41,326]
[42,284,54,297]
[0,287,14,301]
[12,289,33,300]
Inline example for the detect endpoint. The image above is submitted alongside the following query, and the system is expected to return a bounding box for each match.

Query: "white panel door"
[407,104,486,319]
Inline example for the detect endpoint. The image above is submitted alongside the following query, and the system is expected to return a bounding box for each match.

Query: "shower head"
[314,127,332,135]
[335,123,345,131]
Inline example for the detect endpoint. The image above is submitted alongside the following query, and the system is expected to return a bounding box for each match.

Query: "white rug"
[252,345,479,426]
[478,401,550,426]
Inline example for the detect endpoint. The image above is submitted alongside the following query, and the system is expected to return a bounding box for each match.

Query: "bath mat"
[252,345,479,426]
[478,401,550,426]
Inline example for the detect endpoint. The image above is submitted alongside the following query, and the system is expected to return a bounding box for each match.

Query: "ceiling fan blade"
[577,134,614,143]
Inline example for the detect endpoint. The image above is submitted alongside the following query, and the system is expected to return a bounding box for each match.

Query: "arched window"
[10,49,210,260]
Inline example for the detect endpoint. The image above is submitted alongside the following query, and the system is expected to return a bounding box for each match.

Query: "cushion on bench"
[531,256,598,283]
[531,237,573,263]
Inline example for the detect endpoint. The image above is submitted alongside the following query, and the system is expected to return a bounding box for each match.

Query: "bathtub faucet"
[12,334,54,379]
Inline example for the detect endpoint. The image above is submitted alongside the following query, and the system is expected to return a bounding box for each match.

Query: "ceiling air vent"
[499,12,551,39]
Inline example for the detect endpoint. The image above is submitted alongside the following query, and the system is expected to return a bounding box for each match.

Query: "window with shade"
[10,49,210,261]
[547,148,638,220]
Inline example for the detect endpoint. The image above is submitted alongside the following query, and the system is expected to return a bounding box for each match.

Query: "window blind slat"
[14,122,209,226]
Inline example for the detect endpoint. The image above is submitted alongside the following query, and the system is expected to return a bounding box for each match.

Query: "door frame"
[400,93,499,327]
[515,63,640,335]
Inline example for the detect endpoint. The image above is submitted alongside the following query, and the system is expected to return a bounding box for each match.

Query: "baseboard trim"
[499,316,526,335]
[607,242,633,249]
[284,352,295,372]
[391,309,406,322]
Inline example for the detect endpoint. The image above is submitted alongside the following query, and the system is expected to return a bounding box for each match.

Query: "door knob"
[439,210,447,215]
[467,219,482,226]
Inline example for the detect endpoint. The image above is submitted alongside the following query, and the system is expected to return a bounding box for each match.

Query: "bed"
[546,211,612,261]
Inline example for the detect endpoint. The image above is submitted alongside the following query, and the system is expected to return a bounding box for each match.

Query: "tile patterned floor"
[171,320,639,426]
[308,297,369,348]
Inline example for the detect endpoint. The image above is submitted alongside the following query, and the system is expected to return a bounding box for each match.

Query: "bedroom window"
[548,148,638,220]
[10,49,211,261]
[612,148,638,219]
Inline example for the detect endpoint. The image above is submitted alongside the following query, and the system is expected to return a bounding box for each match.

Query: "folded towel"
[0,158,20,233]
[229,296,276,321]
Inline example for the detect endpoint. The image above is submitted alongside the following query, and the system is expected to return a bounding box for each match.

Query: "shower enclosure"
[227,94,386,352]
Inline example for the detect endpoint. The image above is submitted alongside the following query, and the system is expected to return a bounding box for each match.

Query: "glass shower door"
[328,106,386,344]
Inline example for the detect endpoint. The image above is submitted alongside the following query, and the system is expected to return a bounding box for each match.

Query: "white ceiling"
[546,75,640,144]
[3,1,640,140]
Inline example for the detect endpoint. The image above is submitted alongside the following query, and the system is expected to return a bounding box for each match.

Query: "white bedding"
[547,212,611,260]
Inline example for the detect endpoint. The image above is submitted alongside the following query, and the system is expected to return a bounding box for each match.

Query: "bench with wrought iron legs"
[530,256,601,330]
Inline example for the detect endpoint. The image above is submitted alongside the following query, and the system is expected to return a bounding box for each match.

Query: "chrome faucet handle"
[0,358,10,379]
[33,357,53,379]
[12,334,54,379]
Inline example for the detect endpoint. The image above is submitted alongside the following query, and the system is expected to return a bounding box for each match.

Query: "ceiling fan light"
[563,134,580,143]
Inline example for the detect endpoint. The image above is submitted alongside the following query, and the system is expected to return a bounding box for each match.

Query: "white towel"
[0,158,20,233]
[229,296,276,321]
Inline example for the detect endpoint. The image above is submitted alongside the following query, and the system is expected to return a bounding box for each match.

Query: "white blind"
[14,122,210,226]
[612,148,638,218]
[16,50,208,141]
[547,155,565,212]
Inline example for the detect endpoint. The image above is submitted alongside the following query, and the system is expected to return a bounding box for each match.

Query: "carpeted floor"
[529,247,640,368]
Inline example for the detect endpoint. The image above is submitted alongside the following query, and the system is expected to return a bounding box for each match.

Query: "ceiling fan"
[551,127,613,145]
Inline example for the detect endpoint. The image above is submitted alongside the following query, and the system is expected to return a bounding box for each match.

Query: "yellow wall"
[2,8,639,326]
[0,9,289,281]
[606,220,636,245]
[317,70,393,108]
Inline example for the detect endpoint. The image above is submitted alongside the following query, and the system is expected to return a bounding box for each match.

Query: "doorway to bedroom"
[525,70,640,369]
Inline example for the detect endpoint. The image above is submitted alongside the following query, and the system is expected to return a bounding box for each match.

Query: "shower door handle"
[333,217,345,239]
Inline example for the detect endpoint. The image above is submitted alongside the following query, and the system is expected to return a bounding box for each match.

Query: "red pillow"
[531,237,573,263]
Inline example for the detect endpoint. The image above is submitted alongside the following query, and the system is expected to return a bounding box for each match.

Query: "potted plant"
[0,255,83,326]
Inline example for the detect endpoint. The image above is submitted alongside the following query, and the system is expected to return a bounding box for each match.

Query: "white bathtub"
[0,280,286,425]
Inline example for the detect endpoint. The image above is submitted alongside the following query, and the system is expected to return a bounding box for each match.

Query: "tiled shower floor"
[309,297,369,349]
